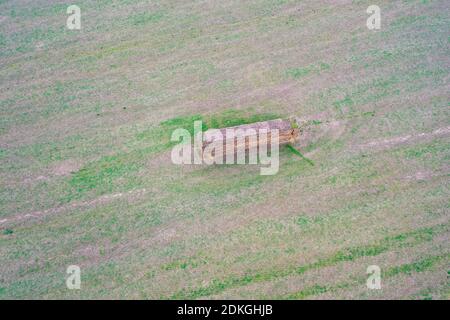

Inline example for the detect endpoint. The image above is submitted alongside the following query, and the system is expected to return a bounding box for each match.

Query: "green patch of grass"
[295,216,311,227]
[159,114,205,136]
[169,225,443,299]
[5,3,68,18]
[333,95,354,113]
[2,229,13,235]
[286,62,330,79]
[129,11,165,26]
[285,144,314,166]
[162,257,207,271]
[10,26,60,54]
[140,109,281,143]
[204,109,281,129]
[10,134,86,168]
[172,167,267,197]
[69,153,141,194]
[158,109,281,136]
[285,284,329,299]
[385,254,446,277]
[0,33,6,46]
[67,142,171,198]
[391,15,426,28]
[324,154,379,187]
[70,109,282,197]
[404,141,446,159]
[319,62,331,71]
[287,66,311,78]
[362,111,376,117]
[281,254,445,299]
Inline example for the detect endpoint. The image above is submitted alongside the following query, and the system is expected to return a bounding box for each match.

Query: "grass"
[285,144,315,166]
[68,108,281,197]
[0,0,449,300]
[160,109,282,133]
[2,229,14,235]
[286,62,331,79]
[169,225,443,299]
[283,254,447,300]
[129,12,165,26]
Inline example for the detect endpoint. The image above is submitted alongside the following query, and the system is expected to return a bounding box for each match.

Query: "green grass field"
[0,0,449,299]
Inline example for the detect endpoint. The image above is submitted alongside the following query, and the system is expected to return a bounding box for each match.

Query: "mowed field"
[0,0,449,299]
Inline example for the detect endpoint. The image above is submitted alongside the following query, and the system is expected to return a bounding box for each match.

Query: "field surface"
[0,0,449,299]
